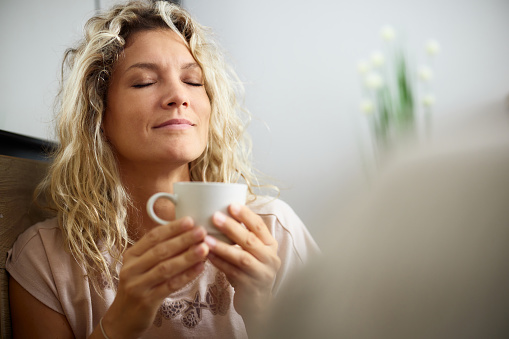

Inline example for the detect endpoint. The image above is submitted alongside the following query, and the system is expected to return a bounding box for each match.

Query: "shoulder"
[8,218,62,262]
[248,196,298,221]
[248,196,320,260]
[248,196,308,239]
[247,195,313,238]
[6,217,67,314]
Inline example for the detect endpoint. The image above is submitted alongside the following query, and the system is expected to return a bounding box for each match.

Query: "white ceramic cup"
[146,182,247,244]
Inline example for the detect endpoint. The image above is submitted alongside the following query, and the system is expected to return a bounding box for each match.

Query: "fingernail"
[193,226,205,239]
[230,203,241,214]
[182,217,194,228]
[205,235,217,248]
[213,211,226,226]
[195,243,208,256]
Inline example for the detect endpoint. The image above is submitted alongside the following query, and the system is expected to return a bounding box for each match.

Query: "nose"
[162,81,189,109]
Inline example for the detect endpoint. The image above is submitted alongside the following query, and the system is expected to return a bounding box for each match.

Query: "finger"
[212,211,261,247]
[212,212,276,264]
[205,236,265,279]
[207,250,252,290]
[125,242,209,299]
[206,252,246,287]
[152,245,208,298]
[162,261,206,294]
[124,226,207,277]
[228,204,275,246]
[147,242,209,286]
[127,217,195,257]
[150,261,207,299]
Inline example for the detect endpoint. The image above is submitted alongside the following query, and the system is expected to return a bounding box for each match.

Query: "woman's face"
[103,29,211,171]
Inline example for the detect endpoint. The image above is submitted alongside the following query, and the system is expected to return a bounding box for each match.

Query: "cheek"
[203,95,212,121]
[202,103,212,139]
[101,111,113,140]
[102,88,119,139]
[102,105,129,147]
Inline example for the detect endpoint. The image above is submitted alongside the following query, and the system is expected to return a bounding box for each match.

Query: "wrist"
[99,317,111,339]
[100,312,140,339]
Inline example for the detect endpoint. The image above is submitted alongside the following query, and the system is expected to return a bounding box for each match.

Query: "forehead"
[116,29,195,69]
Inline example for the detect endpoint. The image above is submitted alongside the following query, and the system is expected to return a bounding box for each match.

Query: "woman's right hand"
[97,217,209,339]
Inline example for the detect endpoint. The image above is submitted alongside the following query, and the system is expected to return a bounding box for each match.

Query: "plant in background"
[358,25,440,159]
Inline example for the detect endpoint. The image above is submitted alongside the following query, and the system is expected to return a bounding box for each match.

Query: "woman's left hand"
[205,203,281,320]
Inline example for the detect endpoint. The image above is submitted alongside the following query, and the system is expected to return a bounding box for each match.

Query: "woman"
[6,1,319,338]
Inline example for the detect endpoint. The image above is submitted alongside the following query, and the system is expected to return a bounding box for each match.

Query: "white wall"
[0,0,96,140]
[2,0,508,242]
[183,0,509,241]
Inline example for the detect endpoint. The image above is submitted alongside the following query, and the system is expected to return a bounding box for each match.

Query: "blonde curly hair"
[37,0,266,292]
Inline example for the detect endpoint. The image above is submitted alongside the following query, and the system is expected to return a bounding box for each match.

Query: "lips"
[153,119,195,129]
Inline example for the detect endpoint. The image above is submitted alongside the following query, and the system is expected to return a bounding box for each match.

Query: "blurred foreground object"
[265,133,509,338]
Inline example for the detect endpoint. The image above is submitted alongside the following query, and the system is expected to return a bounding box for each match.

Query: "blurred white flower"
[365,72,384,90]
[418,66,434,81]
[357,60,371,74]
[380,25,396,41]
[371,51,385,67]
[422,94,436,107]
[360,99,375,114]
[425,39,440,56]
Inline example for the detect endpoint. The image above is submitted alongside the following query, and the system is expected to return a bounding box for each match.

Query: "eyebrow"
[124,61,201,74]
[181,62,200,70]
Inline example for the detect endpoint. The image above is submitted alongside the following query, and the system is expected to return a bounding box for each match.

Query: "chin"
[163,148,205,165]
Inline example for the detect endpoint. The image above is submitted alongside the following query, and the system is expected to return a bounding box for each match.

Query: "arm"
[10,217,209,339]
[9,276,74,339]
[9,275,135,339]
[92,217,209,339]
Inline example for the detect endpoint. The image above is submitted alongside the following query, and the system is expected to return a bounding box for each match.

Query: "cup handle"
[146,192,177,225]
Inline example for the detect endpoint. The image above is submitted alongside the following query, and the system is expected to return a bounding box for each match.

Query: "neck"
[118,160,192,241]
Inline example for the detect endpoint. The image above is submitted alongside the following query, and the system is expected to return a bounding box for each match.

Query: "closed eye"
[132,82,155,88]
[185,82,204,87]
